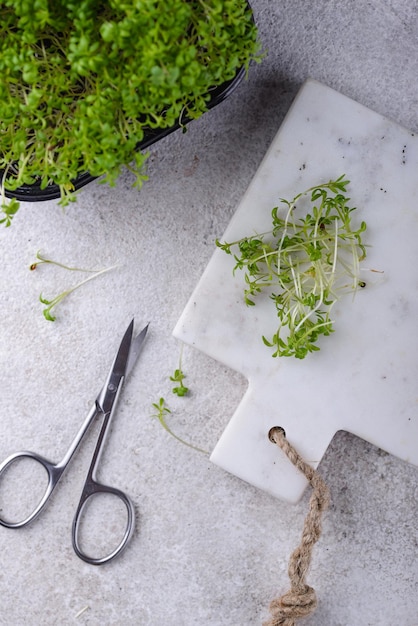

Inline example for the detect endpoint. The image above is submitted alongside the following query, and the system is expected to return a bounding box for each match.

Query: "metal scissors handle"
[0,320,148,565]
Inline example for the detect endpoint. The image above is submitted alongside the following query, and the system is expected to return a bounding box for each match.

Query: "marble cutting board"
[173,79,418,503]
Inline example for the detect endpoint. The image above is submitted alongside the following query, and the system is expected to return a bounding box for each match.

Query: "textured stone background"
[0,1,417,624]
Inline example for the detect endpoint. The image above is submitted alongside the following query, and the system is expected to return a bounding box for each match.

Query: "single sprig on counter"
[151,349,207,453]
[30,250,117,321]
[170,368,189,396]
[216,175,367,359]
[151,398,208,454]
[170,347,189,396]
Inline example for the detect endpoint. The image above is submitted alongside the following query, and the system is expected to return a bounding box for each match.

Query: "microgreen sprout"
[170,347,189,396]
[151,397,171,422]
[30,251,117,321]
[216,175,368,359]
[170,369,189,396]
[151,398,208,454]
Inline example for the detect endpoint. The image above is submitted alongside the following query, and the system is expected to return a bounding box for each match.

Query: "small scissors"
[0,319,148,565]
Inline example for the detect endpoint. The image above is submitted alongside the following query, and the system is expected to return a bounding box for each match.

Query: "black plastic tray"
[3,66,246,202]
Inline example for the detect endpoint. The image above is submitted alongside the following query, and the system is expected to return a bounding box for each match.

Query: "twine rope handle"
[263,427,330,626]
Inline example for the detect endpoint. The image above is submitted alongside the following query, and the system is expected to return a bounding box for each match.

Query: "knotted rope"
[263,427,330,626]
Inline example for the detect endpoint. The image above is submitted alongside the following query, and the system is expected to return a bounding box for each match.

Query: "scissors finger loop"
[0,451,63,528]
[72,480,135,566]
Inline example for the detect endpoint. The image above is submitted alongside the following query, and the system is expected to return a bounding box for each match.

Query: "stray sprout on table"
[170,347,189,396]
[216,175,368,359]
[151,398,208,455]
[170,368,188,396]
[30,250,117,321]
[151,349,207,454]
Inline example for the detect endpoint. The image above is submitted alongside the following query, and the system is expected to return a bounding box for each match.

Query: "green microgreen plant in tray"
[0,0,260,223]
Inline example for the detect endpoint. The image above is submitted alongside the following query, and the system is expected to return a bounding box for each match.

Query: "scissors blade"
[97,319,148,415]
[111,319,135,381]
[126,323,149,377]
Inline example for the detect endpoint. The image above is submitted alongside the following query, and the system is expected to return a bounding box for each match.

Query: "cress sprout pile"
[217,176,367,359]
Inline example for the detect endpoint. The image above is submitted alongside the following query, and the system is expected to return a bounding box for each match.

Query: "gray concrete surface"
[0,1,417,624]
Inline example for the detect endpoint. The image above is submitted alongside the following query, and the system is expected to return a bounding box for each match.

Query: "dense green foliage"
[0,0,259,219]
[217,176,368,359]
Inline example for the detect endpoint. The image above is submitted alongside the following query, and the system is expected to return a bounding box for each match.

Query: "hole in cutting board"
[268,426,286,443]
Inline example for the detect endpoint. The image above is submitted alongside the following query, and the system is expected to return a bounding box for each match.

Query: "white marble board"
[173,79,418,503]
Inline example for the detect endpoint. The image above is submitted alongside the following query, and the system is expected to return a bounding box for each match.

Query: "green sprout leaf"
[0,197,20,227]
[170,368,189,396]
[217,175,368,359]
[168,345,189,396]
[169,347,189,396]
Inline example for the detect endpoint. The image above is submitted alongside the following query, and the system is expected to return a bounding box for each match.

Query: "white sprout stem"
[351,239,360,285]
[64,264,119,296]
[313,202,323,247]
[288,255,304,328]
[36,251,110,273]
[277,203,294,276]
[337,239,360,288]
[332,219,339,274]
[288,255,300,299]
[337,253,356,280]
[295,268,325,332]
[253,248,277,278]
